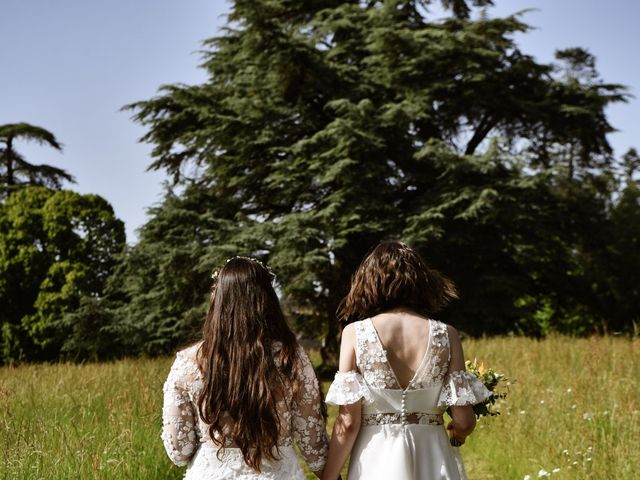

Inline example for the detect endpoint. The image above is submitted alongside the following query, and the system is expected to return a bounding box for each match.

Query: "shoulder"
[169,342,203,386]
[343,319,368,337]
[340,321,363,349]
[428,320,458,348]
[342,321,357,336]
[176,341,203,364]
[442,323,460,341]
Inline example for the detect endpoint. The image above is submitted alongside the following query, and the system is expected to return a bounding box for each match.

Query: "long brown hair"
[197,257,302,471]
[339,241,458,324]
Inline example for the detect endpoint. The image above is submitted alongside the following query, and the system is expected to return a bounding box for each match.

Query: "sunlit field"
[1,336,638,479]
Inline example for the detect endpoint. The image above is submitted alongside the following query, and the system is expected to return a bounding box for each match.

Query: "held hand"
[446,421,466,447]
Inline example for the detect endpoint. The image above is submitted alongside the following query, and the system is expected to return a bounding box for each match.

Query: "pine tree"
[125,0,629,363]
[0,123,74,192]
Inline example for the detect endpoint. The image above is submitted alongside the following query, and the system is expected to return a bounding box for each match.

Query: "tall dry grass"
[1,336,637,479]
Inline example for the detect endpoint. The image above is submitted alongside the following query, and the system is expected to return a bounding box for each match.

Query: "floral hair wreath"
[210,255,275,282]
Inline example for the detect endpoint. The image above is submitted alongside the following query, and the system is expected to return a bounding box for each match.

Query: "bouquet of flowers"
[465,358,510,418]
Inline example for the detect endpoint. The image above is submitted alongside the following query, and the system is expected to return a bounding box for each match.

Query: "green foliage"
[115,0,634,362]
[0,187,125,362]
[0,123,74,191]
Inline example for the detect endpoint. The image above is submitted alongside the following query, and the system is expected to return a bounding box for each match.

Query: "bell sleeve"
[438,370,492,407]
[325,371,374,406]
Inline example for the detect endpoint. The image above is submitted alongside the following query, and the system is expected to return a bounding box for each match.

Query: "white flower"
[586,457,592,462]
[538,469,550,477]
[540,400,545,404]
[552,468,560,473]
[562,449,569,455]
[524,476,531,480]
[520,410,526,414]
[566,388,572,393]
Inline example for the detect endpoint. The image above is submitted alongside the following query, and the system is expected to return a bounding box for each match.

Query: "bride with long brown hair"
[162,256,328,478]
[322,241,491,480]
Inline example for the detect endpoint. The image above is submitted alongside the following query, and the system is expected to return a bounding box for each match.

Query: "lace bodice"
[326,319,491,411]
[355,318,450,390]
[162,343,328,473]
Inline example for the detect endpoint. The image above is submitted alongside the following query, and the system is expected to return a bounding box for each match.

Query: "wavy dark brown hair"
[196,257,302,471]
[339,241,458,324]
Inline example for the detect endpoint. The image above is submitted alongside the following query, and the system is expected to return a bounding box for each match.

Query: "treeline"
[1,0,639,364]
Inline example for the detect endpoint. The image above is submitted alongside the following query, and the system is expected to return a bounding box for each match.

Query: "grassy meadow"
[1,336,638,479]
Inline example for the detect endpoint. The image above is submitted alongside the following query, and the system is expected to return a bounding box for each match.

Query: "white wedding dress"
[326,318,491,480]
[162,342,328,479]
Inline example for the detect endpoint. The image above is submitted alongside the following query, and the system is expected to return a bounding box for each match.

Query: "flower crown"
[210,255,274,282]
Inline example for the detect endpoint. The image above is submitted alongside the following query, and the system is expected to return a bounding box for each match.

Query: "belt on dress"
[361,412,444,427]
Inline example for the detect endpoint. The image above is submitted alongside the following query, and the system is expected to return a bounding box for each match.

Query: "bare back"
[369,311,431,389]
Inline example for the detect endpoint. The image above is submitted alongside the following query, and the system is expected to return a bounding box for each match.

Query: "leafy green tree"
[124,0,629,363]
[0,123,74,192]
[0,187,125,362]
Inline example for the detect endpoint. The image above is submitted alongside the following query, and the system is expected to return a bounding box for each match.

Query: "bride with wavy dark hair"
[162,256,328,479]
[323,241,491,480]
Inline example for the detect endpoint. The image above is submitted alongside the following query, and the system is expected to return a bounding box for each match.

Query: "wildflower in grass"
[524,475,531,480]
[552,468,560,473]
[538,468,550,477]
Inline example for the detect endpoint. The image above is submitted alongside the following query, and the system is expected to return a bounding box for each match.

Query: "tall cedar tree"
[126,0,627,364]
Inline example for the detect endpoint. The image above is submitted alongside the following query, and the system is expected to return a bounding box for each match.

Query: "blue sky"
[1,1,638,242]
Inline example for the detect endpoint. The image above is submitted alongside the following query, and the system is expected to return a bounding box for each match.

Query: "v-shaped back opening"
[367,318,432,390]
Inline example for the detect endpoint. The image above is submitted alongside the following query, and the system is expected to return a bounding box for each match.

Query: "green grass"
[1,336,638,479]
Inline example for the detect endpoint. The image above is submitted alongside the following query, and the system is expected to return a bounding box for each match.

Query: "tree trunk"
[320,301,341,369]
[4,137,14,185]
[464,116,496,156]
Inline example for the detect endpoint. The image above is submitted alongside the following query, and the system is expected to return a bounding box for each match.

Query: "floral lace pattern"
[183,444,306,480]
[161,343,328,476]
[411,320,450,388]
[437,370,492,407]
[361,412,444,427]
[325,371,374,406]
[356,319,450,390]
[355,320,401,389]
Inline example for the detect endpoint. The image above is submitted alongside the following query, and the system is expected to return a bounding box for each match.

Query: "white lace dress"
[325,319,491,480]
[162,343,328,479]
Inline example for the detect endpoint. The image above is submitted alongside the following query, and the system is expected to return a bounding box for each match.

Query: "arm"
[446,326,476,444]
[322,323,362,480]
[161,354,199,466]
[292,348,329,478]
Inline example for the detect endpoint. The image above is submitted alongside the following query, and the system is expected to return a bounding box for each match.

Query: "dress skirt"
[347,424,466,480]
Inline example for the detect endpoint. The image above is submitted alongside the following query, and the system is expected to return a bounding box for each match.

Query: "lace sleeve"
[438,370,492,407]
[161,353,199,466]
[291,348,329,473]
[325,371,373,405]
